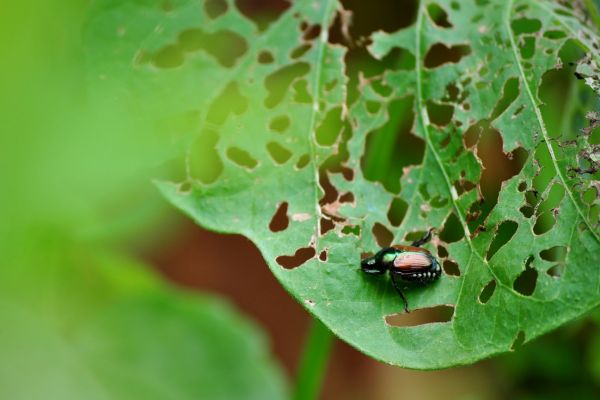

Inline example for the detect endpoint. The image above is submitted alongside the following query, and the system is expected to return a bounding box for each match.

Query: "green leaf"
[87,0,600,368]
[0,236,286,400]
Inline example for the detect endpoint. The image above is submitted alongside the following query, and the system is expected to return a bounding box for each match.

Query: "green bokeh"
[0,2,286,399]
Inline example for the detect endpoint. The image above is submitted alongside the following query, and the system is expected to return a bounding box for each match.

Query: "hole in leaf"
[316,107,343,146]
[539,246,567,262]
[371,79,393,97]
[291,43,311,59]
[376,48,417,75]
[514,256,537,296]
[385,305,454,326]
[373,223,393,248]
[189,129,223,184]
[267,142,292,164]
[439,213,464,243]
[582,187,598,204]
[539,183,565,211]
[302,23,321,41]
[319,250,328,261]
[404,230,426,243]
[258,50,274,64]
[341,167,354,181]
[431,196,448,208]
[519,205,534,218]
[388,197,408,227]
[269,202,289,232]
[426,101,454,127]
[338,0,417,38]
[490,78,519,120]
[518,181,527,192]
[479,279,496,304]
[326,9,351,46]
[205,0,228,19]
[437,245,448,258]
[319,173,339,206]
[235,0,290,32]
[276,247,316,269]
[292,79,312,103]
[544,30,566,40]
[153,45,183,68]
[179,29,248,67]
[175,178,191,193]
[424,43,471,68]
[427,3,452,28]
[296,154,310,169]
[486,220,518,261]
[443,260,460,276]
[227,147,258,169]
[525,189,539,206]
[325,79,338,92]
[207,81,248,125]
[366,101,381,114]
[547,264,564,278]
[519,36,535,59]
[339,192,354,203]
[342,225,361,236]
[269,115,290,133]
[555,8,576,17]
[445,82,460,102]
[453,180,476,196]
[533,211,556,235]
[464,121,482,148]
[320,218,335,235]
[264,62,310,108]
[511,17,542,35]
[320,118,353,180]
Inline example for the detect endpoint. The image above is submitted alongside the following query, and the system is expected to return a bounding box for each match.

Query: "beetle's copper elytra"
[361,229,441,313]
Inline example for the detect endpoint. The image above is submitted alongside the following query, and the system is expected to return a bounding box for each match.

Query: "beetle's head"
[361,248,396,274]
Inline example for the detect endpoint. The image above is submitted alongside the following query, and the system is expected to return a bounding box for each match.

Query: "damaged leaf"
[87,0,600,368]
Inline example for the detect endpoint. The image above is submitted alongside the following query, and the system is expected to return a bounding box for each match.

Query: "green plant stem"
[292,319,335,400]
[584,0,600,30]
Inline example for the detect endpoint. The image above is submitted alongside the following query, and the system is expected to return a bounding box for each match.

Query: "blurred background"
[2,0,600,399]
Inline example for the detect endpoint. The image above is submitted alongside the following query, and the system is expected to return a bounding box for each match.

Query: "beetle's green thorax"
[361,248,397,274]
[381,251,397,264]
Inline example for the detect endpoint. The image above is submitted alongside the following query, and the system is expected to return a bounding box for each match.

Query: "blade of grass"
[292,319,334,400]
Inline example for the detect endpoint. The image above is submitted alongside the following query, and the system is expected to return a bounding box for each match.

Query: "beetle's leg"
[390,273,410,313]
[411,228,434,247]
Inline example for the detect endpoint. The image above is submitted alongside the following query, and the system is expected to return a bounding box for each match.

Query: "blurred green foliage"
[0,2,286,399]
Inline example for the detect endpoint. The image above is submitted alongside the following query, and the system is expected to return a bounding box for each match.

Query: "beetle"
[361,229,441,313]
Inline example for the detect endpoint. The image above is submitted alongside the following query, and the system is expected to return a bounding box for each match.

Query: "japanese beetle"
[361,229,441,313]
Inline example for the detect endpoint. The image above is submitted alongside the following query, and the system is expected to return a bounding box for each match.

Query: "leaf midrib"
[413,3,510,295]
[308,0,339,244]
[506,0,600,244]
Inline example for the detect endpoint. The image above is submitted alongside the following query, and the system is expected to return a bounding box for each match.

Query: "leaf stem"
[292,318,334,400]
